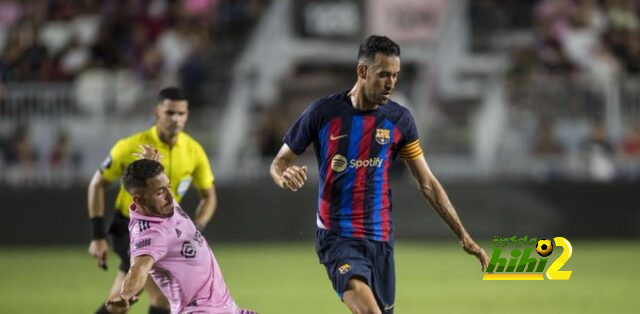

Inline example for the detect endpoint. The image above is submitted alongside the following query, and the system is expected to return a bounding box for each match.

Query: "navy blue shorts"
[315,228,395,313]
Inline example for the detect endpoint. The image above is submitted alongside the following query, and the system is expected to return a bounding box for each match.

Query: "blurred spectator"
[183,0,219,25]
[49,131,73,166]
[622,31,640,74]
[38,1,74,56]
[179,38,209,106]
[141,44,163,80]
[580,121,616,181]
[123,23,152,76]
[0,125,38,186]
[532,118,565,156]
[70,0,100,47]
[257,106,288,157]
[140,0,172,40]
[605,0,639,32]
[607,30,640,74]
[503,0,639,81]
[468,0,508,51]
[0,0,269,100]
[48,130,83,185]
[507,47,537,85]
[2,125,37,166]
[74,67,110,114]
[157,17,194,85]
[0,0,23,53]
[1,18,49,81]
[560,3,607,73]
[533,21,575,74]
[621,120,640,157]
[59,36,90,77]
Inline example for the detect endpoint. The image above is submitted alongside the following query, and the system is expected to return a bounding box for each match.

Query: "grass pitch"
[0,241,638,313]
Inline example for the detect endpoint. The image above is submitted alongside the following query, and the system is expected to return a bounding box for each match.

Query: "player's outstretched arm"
[106,255,154,312]
[404,156,489,272]
[87,171,113,270]
[270,144,308,192]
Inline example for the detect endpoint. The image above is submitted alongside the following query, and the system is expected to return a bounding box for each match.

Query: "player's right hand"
[279,165,308,192]
[105,294,139,313]
[133,144,163,161]
[88,239,109,271]
[461,236,489,272]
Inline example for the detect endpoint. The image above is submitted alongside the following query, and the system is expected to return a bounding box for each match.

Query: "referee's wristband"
[90,217,106,240]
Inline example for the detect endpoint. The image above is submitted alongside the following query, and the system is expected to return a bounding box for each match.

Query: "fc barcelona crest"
[375,129,390,145]
[338,263,352,275]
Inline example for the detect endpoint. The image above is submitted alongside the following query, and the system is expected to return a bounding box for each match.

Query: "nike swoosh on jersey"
[329,134,347,140]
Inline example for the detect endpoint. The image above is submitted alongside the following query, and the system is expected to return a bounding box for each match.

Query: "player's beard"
[147,200,174,218]
[365,88,391,106]
[159,201,174,217]
[378,86,393,104]
[380,90,391,103]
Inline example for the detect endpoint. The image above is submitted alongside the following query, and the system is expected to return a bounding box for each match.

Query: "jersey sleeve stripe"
[401,146,421,154]
[399,140,423,160]
[402,140,420,150]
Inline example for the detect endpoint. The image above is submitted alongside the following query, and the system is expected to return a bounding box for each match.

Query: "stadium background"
[0,0,638,313]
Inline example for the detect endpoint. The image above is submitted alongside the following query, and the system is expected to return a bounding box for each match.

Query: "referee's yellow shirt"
[99,126,214,217]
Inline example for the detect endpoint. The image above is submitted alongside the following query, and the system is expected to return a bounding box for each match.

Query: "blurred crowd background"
[0,0,638,246]
[0,0,268,186]
[1,0,639,186]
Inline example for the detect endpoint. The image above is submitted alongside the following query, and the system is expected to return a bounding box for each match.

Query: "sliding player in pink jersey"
[106,159,255,314]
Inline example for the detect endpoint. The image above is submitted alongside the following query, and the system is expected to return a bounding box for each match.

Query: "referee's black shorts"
[108,212,131,273]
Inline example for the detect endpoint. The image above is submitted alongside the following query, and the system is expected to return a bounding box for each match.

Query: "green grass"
[0,241,638,313]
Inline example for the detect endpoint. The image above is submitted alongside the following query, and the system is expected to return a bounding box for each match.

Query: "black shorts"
[315,228,395,313]
[108,212,131,273]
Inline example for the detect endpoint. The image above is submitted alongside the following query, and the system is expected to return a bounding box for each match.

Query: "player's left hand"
[133,144,163,161]
[461,236,489,272]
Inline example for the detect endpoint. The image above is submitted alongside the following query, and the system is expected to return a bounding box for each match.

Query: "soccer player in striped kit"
[270,35,489,313]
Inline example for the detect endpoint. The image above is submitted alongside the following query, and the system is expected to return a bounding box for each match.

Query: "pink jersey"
[128,203,242,314]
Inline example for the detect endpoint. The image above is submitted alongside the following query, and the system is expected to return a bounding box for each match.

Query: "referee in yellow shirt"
[87,87,217,314]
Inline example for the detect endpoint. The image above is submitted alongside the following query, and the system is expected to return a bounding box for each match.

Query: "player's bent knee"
[146,288,169,308]
[148,294,170,308]
[145,278,170,308]
[344,277,381,314]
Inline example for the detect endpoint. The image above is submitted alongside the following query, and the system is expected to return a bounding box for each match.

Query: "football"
[536,239,553,257]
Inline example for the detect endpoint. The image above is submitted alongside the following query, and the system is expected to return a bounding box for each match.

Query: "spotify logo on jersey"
[331,154,384,172]
[331,154,348,172]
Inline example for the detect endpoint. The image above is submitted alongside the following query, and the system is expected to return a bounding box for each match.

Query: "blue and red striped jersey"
[284,91,422,242]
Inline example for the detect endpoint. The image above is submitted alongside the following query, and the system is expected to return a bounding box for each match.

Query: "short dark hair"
[357,35,400,63]
[158,87,187,102]
[123,159,164,192]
